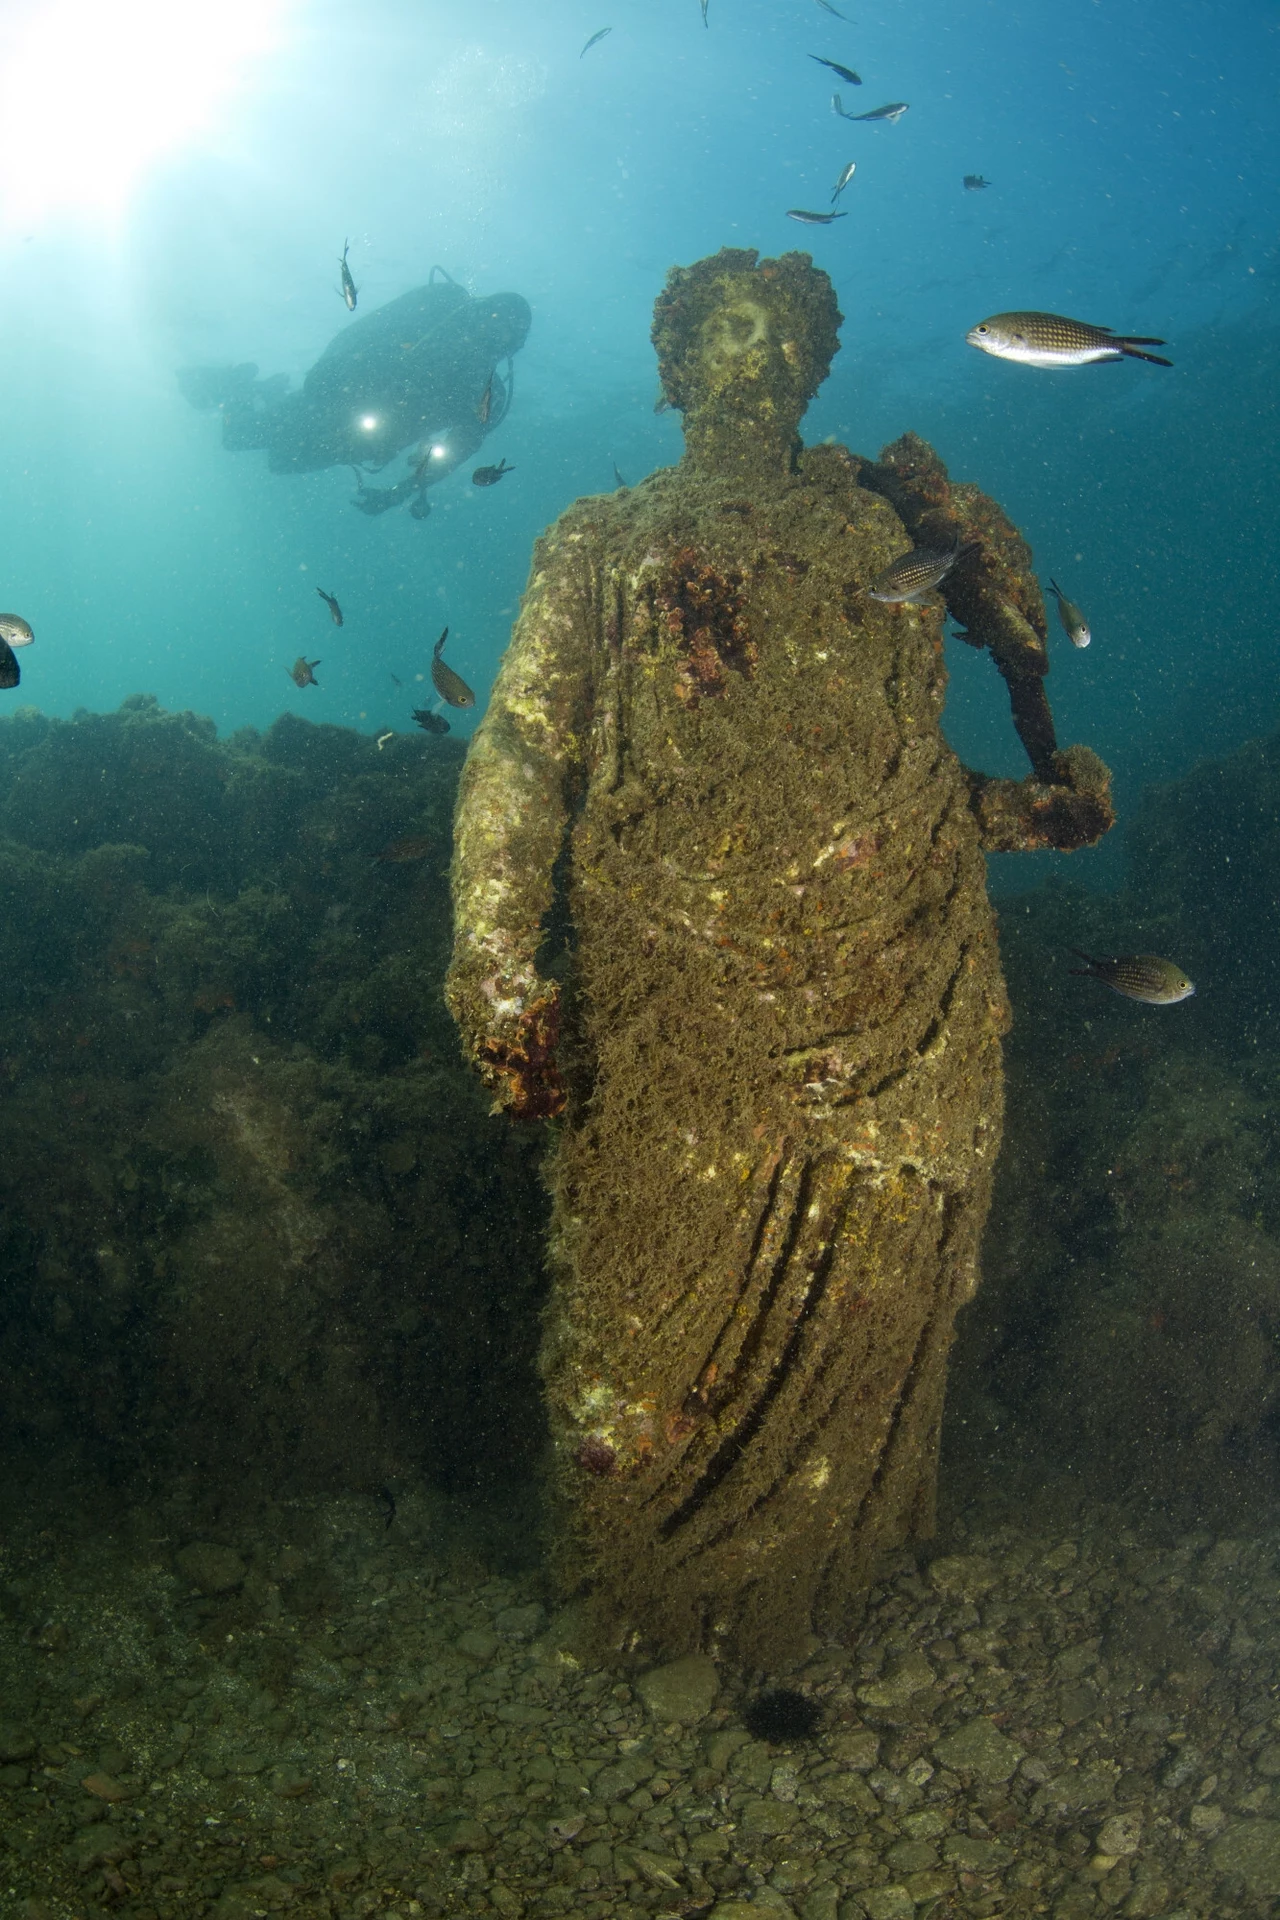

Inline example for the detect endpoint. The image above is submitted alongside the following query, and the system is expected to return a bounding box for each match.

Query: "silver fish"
[1068,950,1194,1005]
[787,208,848,225]
[846,101,908,122]
[0,614,35,648]
[966,311,1172,369]
[810,53,861,84]
[338,239,358,312]
[830,160,857,202]
[1047,578,1091,649]
[866,545,961,604]
[580,27,611,56]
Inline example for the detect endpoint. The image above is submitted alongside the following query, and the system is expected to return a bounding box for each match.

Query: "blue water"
[2,0,1276,875]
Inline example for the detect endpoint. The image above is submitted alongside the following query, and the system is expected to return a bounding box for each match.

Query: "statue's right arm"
[445,528,596,1119]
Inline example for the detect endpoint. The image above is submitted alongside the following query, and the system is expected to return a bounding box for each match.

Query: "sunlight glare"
[0,0,290,227]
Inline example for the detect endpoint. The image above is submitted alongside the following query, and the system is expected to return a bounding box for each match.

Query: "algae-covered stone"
[1212,1819,1280,1895]
[636,1653,718,1723]
[932,1715,1023,1783]
[1212,1820,1280,1896]
[862,1890,915,1920]
[0,1725,36,1763]
[929,1554,1000,1600]
[175,1542,246,1594]
[858,1650,935,1709]
[1096,1811,1142,1856]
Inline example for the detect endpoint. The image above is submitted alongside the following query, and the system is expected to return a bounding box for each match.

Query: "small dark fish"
[431,628,476,708]
[613,462,628,489]
[815,0,854,16]
[472,458,514,486]
[376,835,436,864]
[316,588,343,627]
[1047,579,1091,649]
[412,707,450,735]
[0,614,34,649]
[866,545,962,604]
[0,639,18,690]
[830,160,857,202]
[963,174,991,190]
[787,208,848,225]
[1068,950,1195,1005]
[378,1485,397,1529]
[288,657,320,688]
[846,100,908,121]
[338,239,358,312]
[408,494,433,521]
[390,672,403,688]
[699,0,708,24]
[966,311,1172,368]
[580,26,611,56]
[810,54,861,84]
[477,376,494,425]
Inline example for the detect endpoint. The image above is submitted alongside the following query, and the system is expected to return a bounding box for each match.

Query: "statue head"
[651,248,842,472]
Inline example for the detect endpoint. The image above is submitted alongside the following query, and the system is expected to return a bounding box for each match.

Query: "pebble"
[636,1650,719,1722]
[174,1541,247,1594]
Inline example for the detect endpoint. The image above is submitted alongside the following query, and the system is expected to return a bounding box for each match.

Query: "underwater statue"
[178,268,531,517]
[446,248,1114,1661]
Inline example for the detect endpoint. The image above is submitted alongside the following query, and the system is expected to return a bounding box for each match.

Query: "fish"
[1068,950,1195,1005]
[477,377,494,425]
[963,174,991,190]
[430,628,476,708]
[0,640,18,690]
[390,672,403,688]
[0,614,34,648]
[844,100,908,121]
[412,707,450,735]
[316,588,344,627]
[830,160,857,202]
[1047,578,1091,649]
[815,0,854,16]
[865,545,963,604]
[408,494,433,520]
[700,0,708,24]
[376,834,436,863]
[379,1485,397,1529]
[787,208,848,225]
[580,26,612,56]
[338,239,358,312]
[613,462,628,489]
[966,311,1172,368]
[810,54,861,84]
[472,458,514,486]
[288,657,320,688]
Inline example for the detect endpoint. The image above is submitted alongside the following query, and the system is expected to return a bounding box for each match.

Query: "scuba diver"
[178,268,530,520]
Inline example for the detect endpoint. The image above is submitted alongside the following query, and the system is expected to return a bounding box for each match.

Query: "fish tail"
[1048,578,1062,597]
[1068,948,1098,973]
[1118,339,1173,367]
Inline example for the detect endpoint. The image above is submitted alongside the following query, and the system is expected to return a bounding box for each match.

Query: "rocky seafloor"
[3,698,1280,1917]
[5,1479,1280,1920]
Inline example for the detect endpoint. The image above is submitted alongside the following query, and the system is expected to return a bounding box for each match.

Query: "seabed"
[2,698,1279,1916]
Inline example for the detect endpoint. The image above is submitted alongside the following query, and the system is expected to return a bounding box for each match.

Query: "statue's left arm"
[859,433,1116,854]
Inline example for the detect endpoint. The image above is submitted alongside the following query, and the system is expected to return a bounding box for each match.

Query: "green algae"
[0,698,549,1500]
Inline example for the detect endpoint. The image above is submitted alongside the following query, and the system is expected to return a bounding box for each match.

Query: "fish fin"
[1118,342,1173,367]
[1068,948,1098,968]
[434,626,448,657]
[1048,578,1062,597]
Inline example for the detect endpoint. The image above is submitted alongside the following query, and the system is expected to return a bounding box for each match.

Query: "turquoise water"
[2,0,1275,861]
